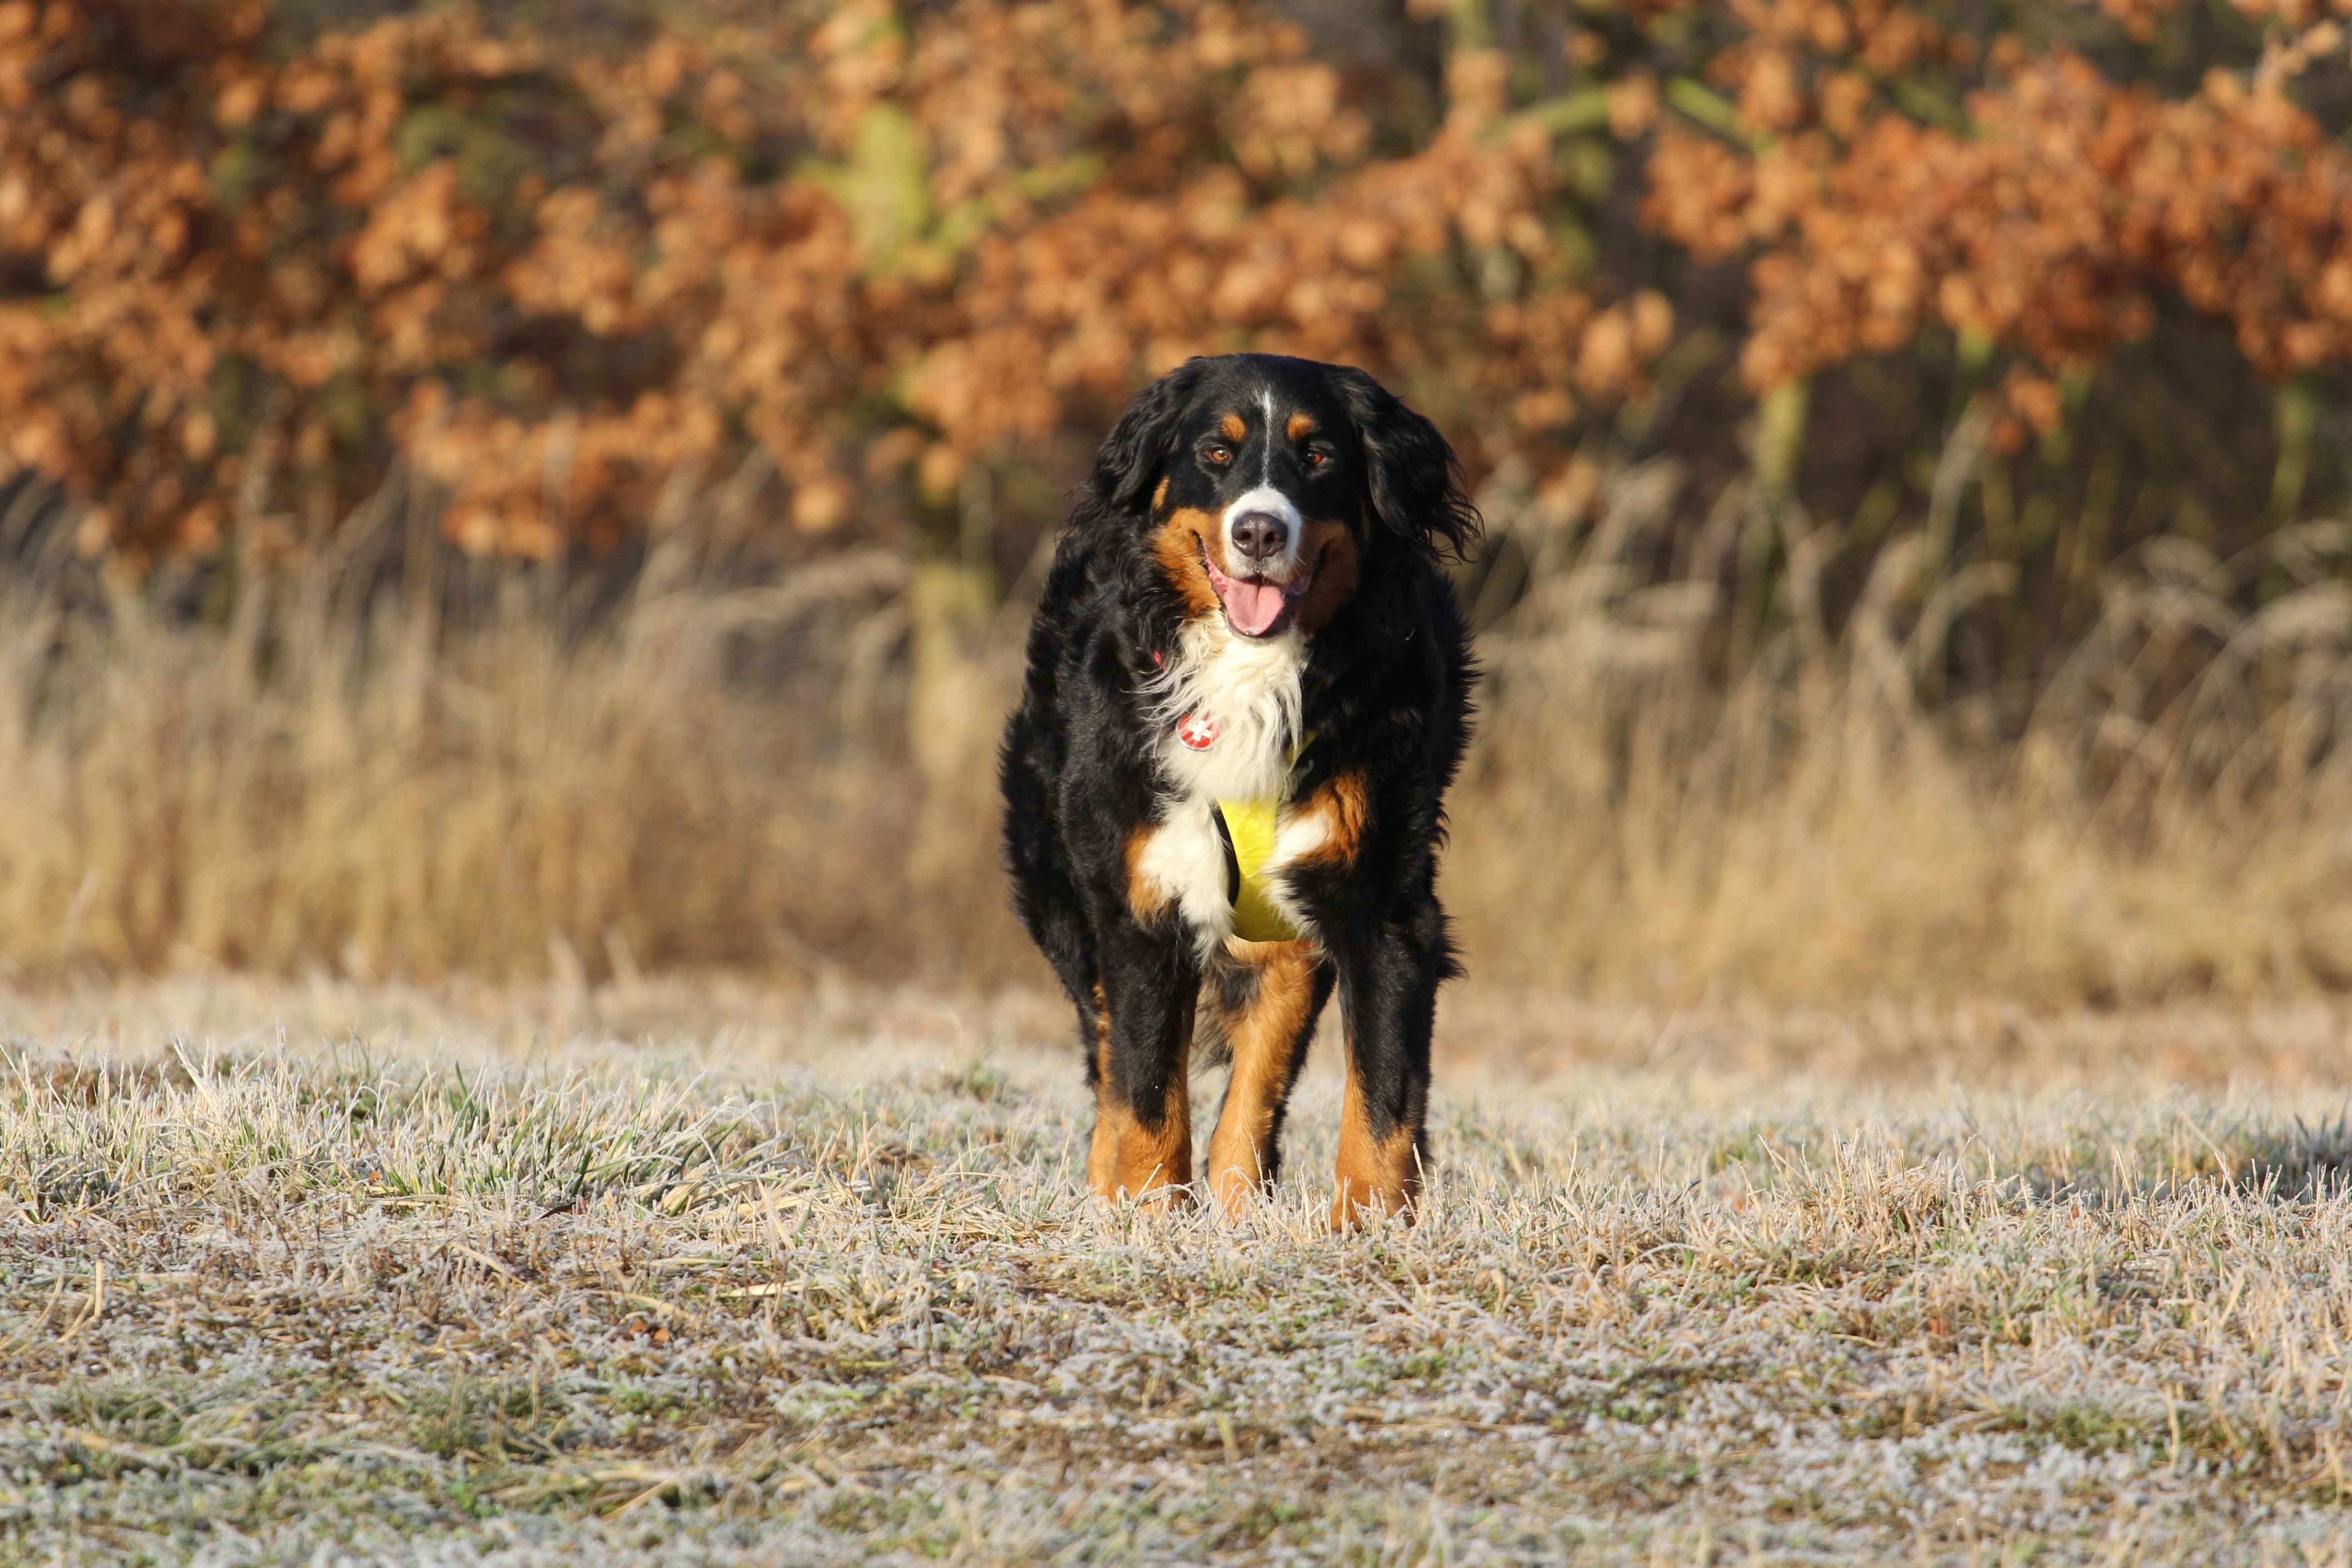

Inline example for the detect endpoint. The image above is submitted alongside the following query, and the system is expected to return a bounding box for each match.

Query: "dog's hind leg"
[1203,938,1331,1215]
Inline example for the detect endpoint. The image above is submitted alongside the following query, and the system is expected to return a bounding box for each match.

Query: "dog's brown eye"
[1303,450,1328,469]
[1206,445,1232,465]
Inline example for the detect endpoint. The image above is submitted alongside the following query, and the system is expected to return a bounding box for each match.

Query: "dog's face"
[1147,360,1366,640]
[1092,355,1479,642]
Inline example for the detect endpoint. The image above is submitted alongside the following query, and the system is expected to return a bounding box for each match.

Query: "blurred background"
[4,0,2352,1007]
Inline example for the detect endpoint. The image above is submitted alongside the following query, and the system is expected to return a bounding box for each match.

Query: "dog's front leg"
[1203,939,1332,1214]
[1085,917,1199,1205]
[1274,771,1444,1227]
[1327,906,1444,1228]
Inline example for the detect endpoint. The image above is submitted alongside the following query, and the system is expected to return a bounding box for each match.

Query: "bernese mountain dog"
[1000,353,1480,1228]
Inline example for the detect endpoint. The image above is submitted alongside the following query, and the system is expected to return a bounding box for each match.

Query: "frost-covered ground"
[2,979,2349,1564]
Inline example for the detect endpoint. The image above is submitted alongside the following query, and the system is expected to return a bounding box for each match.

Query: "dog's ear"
[1091,359,1206,512]
[1334,368,1481,560]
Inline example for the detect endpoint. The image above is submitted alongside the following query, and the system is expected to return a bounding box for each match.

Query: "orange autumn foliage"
[1,0,2347,559]
[0,0,1652,560]
[1645,0,2352,444]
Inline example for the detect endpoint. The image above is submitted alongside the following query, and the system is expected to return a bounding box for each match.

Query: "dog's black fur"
[999,353,1479,1224]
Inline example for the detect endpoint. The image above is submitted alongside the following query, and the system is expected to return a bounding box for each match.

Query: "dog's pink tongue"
[1222,577,1288,636]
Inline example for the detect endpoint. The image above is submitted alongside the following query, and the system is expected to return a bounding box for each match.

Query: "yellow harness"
[1212,733,1315,944]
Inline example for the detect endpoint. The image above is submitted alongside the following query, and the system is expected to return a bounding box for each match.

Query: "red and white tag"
[1177,711,1219,750]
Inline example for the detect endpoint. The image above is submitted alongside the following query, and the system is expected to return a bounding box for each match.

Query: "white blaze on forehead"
[1218,484,1303,575]
[1260,388,1278,482]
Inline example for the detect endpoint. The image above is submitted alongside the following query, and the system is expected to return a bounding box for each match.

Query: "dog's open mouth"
[1200,539,1315,638]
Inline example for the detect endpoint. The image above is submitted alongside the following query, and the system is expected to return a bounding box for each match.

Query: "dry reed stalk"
[0,484,951,985]
[5,460,2352,1004]
[1454,466,2352,1004]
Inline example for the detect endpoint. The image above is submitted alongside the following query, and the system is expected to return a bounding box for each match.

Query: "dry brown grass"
[1452,462,2352,1005]
[3,978,2352,1564]
[8,457,2352,1006]
[0,486,970,986]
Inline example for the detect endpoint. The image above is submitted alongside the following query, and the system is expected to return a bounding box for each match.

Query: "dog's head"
[1090,354,1480,641]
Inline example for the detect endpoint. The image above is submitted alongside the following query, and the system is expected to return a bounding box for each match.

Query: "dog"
[1000,353,1480,1228]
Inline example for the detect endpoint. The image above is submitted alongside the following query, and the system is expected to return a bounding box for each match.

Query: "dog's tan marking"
[1098,1094,1194,1202]
[1286,410,1317,443]
[1331,1069,1420,1228]
[1151,507,1225,620]
[1289,769,1371,871]
[1085,981,1117,1194]
[1220,411,1248,442]
[1204,937,1321,1214]
[1152,475,1169,510]
[1296,516,1360,635]
[1088,992,1196,1204]
[1125,825,1173,921]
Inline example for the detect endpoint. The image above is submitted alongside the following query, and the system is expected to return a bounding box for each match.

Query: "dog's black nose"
[1230,511,1288,562]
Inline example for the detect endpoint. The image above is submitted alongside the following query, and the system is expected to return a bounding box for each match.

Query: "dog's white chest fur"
[1128,621,1327,953]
